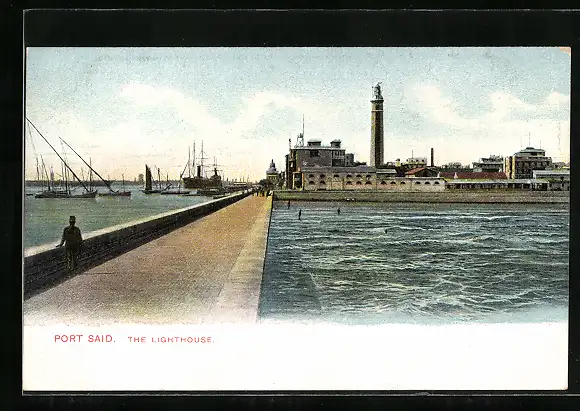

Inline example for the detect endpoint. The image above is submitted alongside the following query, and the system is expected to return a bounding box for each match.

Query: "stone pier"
[23,195,273,325]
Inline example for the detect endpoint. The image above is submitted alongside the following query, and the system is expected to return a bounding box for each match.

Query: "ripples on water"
[259,202,569,325]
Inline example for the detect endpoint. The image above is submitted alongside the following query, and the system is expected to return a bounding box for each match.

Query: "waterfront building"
[286,135,360,190]
[533,169,570,191]
[472,155,504,172]
[444,178,549,190]
[279,84,565,194]
[138,174,144,184]
[440,171,549,190]
[504,147,553,179]
[266,159,279,184]
[301,166,445,192]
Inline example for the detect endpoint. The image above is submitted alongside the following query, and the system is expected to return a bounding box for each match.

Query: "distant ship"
[182,166,223,190]
[181,140,223,191]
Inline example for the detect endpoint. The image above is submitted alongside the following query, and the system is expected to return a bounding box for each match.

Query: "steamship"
[182,164,223,190]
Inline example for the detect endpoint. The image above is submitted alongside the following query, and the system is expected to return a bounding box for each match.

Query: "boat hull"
[182,176,222,190]
[34,190,98,199]
[99,191,132,197]
[160,190,191,195]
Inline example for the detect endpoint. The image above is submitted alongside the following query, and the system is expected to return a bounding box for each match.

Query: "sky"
[24,47,571,182]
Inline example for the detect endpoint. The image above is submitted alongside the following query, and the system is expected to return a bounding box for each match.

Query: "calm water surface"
[259,201,569,325]
[24,184,213,249]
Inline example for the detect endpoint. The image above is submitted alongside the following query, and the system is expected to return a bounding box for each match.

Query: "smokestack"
[430,148,434,167]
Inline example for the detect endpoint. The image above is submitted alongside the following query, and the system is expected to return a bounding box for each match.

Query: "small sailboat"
[141,165,162,194]
[99,174,131,197]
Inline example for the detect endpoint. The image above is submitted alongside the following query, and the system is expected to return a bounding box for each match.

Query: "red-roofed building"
[404,167,440,177]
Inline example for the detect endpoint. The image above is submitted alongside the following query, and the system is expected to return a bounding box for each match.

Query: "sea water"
[259,201,569,325]
[23,184,213,249]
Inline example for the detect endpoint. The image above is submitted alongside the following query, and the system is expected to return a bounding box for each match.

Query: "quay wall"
[273,190,570,204]
[24,190,253,297]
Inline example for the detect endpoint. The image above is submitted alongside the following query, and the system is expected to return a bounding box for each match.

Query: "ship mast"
[26,117,92,193]
[60,137,116,193]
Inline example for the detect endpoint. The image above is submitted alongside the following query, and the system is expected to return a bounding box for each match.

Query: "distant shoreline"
[273,190,570,204]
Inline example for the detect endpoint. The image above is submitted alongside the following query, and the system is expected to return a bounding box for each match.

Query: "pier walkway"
[23,195,272,325]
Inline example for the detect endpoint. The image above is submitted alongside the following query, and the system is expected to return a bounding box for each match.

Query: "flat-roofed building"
[504,147,552,179]
[533,169,570,191]
[472,155,504,172]
[301,166,445,191]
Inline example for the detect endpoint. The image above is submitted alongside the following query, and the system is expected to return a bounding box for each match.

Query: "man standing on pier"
[56,216,83,271]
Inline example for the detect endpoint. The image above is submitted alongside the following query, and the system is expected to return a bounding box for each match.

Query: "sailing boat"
[59,137,131,197]
[141,165,162,194]
[160,163,190,195]
[27,118,97,199]
[99,174,131,197]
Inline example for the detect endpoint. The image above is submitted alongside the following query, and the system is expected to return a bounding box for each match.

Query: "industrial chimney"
[430,148,434,167]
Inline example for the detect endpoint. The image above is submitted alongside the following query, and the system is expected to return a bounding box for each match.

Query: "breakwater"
[24,190,252,297]
[273,190,569,203]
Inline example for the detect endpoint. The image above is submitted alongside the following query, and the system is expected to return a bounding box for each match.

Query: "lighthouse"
[370,82,384,168]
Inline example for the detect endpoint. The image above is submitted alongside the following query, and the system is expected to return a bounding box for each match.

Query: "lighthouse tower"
[370,82,384,168]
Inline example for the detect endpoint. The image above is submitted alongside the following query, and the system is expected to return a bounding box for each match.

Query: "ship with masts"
[182,141,224,193]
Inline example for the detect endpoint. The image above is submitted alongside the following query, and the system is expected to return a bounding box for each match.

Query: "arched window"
[308,181,315,185]
[424,181,431,185]
[346,181,352,185]
[400,181,406,185]
[346,174,352,178]
[390,181,397,185]
[365,181,372,185]
[320,174,326,178]
[308,174,315,178]
[356,174,362,178]
[415,181,421,185]
[381,181,387,185]
[320,180,326,185]
[366,174,372,179]
[333,174,340,178]
[434,181,440,185]
[356,181,362,185]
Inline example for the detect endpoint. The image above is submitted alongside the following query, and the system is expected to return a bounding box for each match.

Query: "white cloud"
[406,84,480,129]
[115,83,322,180]
[394,84,570,165]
